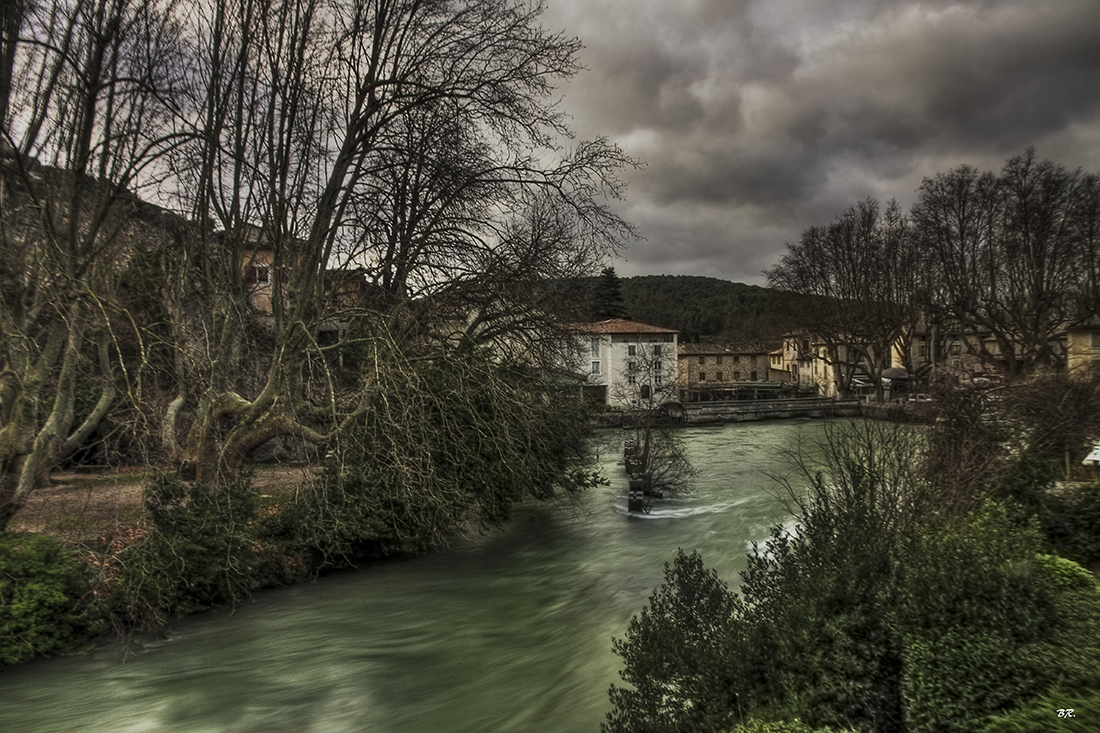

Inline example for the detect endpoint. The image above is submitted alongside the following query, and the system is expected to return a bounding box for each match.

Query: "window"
[716,372,723,382]
[802,339,810,351]
[733,371,740,380]
[733,354,740,363]
[653,345,662,356]
[716,355,723,365]
[1091,332,1100,348]
[590,361,600,375]
[751,371,758,380]
[655,373,663,385]
[654,361,663,372]
[699,372,706,382]
[627,361,637,372]
[627,374,636,385]
[590,338,600,358]
[698,356,706,365]
[628,344,636,356]
[246,264,271,284]
[950,341,961,356]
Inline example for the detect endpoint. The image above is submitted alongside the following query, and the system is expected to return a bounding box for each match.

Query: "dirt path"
[10,464,316,543]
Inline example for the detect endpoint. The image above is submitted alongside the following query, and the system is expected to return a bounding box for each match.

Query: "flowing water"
[0,420,829,732]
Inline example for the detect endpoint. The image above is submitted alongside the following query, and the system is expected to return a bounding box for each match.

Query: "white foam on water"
[613,498,747,519]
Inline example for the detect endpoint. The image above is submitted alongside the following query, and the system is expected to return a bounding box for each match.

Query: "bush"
[889,508,1051,732]
[0,533,105,666]
[884,507,1100,733]
[603,549,748,733]
[297,350,600,564]
[606,422,1100,733]
[979,686,1100,732]
[110,473,257,629]
[1044,481,1100,565]
[732,720,854,733]
[741,523,902,731]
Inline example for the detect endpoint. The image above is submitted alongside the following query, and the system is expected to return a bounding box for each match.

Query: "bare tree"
[160,0,632,484]
[347,96,630,360]
[613,342,694,506]
[912,150,1100,377]
[767,199,920,400]
[0,0,184,529]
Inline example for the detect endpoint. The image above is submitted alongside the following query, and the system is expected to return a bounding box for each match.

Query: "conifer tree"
[592,266,628,319]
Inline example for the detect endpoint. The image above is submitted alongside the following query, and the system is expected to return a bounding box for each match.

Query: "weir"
[681,397,860,424]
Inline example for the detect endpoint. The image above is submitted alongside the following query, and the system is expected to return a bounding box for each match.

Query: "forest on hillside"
[617,275,783,343]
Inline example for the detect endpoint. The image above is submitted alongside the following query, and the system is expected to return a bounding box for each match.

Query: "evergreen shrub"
[979,686,1100,732]
[110,473,257,629]
[603,550,748,733]
[0,533,105,666]
[1044,481,1100,565]
[605,421,1100,733]
[297,349,599,564]
[888,508,1059,733]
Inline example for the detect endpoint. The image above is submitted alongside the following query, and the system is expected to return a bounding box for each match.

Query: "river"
[0,420,827,732]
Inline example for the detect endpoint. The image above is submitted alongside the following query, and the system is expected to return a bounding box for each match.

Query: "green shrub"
[979,687,1100,732]
[0,533,105,666]
[742,505,903,731]
[298,350,599,563]
[605,422,1100,733]
[1044,482,1100,565]
[889,508,1100,733]
[110,473,257,629]
[603,549,748,733]
[731,720,854,733]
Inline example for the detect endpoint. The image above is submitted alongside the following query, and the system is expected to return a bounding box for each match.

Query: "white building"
[571,318,679,407]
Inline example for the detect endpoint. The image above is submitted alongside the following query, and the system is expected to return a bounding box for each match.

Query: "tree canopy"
[767,150,1100,387]
[0,0,633,528]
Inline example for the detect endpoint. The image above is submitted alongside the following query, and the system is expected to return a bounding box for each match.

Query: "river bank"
[0,421,818,731]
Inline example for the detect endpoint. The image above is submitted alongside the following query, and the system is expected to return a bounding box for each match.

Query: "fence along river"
[0,420,829,732]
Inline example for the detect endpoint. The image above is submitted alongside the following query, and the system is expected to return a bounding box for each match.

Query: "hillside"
[618,275,784,343]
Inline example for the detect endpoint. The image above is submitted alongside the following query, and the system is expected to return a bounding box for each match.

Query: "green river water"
[0,420,828,732]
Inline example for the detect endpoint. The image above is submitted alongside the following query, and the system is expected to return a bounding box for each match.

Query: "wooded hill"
[617,275,783,343]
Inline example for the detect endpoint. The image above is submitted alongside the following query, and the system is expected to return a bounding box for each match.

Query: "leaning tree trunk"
[0,313,90,531]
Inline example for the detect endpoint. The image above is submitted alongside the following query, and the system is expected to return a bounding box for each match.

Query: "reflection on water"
[0,420,828,733]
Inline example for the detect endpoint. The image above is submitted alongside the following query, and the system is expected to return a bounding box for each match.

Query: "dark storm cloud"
[543,0,1100,283]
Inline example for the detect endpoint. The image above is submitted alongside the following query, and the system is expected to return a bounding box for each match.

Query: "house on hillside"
[569,318,679,406]
[233,226,376,350]
[1066,316,1100,371]
[678,341,788,401]
[232,225,302,315]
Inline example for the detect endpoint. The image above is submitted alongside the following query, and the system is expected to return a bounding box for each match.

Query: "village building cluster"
[571,317,1100,408]
[234,238,1100,407]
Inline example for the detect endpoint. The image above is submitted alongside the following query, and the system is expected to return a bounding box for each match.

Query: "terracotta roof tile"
[678,340,781,355]
[568,318,678,335]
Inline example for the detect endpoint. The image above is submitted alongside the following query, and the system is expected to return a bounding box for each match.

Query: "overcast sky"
[541,0,1100,285]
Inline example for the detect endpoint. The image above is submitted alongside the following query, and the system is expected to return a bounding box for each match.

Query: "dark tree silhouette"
[591,266,629,320]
